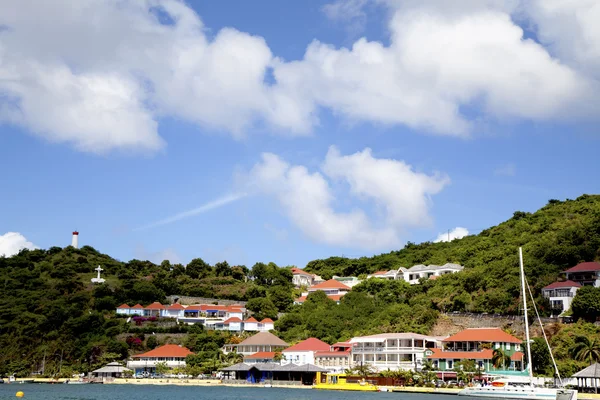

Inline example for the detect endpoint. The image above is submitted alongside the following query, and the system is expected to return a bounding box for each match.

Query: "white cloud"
[434,227,469,243]
[494,163,517,177]
[1,0,599,153]
[246,146,449,250]
[0,232,38,257]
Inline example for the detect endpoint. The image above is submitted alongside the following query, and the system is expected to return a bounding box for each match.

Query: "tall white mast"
[519,247,534,384]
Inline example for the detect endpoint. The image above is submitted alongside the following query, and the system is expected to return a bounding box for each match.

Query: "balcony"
[352,347,423,353]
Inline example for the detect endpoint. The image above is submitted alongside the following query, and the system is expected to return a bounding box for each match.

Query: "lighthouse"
[72,231,79,249]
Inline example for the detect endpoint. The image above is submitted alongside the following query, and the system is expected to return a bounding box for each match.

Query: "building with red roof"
[564,262,600,287]
[243,351,276,364]
[542,280,582,316]
[282,338,332,366]
[295,279,352,305]
[425,328,524,373]
[127,344,193,375]
[116,304,130,315]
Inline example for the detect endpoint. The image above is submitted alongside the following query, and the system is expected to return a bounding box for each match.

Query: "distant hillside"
[304,194,600,313]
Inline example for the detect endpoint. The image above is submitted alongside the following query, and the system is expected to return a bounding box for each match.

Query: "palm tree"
[570,336,600,365]
[350,363,375,379]
[492,348,511,370]
[226,351,243,365]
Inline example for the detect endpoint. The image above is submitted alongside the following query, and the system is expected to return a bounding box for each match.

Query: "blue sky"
[1,0,599,268]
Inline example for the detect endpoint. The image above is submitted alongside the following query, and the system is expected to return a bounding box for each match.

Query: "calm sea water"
[0,384,457,400]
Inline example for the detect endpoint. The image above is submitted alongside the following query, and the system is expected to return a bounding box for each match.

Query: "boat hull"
[313,383,379,391]
[458,386,577,400]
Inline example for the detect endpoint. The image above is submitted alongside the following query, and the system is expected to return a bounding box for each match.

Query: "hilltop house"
[542,281,581,316]
[282,338,332,365]
[295,279,352,304]
[291,267,321,287]
[127,344,192,375]
[314,342,352,373]
[333,276,362,288]
[426,328,524,373]
[364,264,464,285]
[367,270,400,280]
[564,262,600,287]
[222,331,289,356]
[350,333,443,371]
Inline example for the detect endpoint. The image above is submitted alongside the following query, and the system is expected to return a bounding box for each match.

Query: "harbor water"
[0,384,459,400]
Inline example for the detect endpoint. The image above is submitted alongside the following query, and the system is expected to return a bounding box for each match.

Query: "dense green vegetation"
[305,194,600,314]
[1,195,599,378]
[0,246,294,377]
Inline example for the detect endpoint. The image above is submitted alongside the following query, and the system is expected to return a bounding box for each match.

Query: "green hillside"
[304,194,600,314]
[1,194,599,378]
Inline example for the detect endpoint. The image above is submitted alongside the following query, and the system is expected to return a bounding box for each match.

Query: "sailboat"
[458,247,577,400]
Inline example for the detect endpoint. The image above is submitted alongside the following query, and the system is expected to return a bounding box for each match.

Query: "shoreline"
[7,378,600,399]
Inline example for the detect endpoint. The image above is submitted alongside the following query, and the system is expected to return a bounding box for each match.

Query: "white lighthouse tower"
[71,231,79,249]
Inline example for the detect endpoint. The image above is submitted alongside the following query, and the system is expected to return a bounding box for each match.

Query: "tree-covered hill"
[304,195,600,314]
[0,246,295,377]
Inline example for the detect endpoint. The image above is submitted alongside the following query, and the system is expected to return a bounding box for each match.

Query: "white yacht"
[458,248,577,400]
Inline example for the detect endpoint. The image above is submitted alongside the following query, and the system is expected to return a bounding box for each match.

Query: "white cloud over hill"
[0,232,37,257]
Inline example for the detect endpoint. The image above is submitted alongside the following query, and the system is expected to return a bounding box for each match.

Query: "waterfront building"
[350,333,442,371]
[223,331,289,356]
[282,338,331,365]
[244,352,276,364]
[127,344,192,375]
[314,342,352,373]
[425,328,524,373]
[91,362,131,379]
[564,261,600,287]
[542,280,581,316]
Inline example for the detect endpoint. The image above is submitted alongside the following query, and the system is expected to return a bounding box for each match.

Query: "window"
[433,360,439,369]
[505,343,510,350]
[495,342,500,349]
[447,360,453,370]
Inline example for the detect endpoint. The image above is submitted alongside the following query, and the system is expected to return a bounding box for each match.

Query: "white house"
[401,263,464,284]
[314,342,352,373]
[163,303,185,318]
[542,280,581,316]
[306,279,351,296]
[243,317,259,331]
[258,318,274,331]
[222,331,289,356]
[130,304,144,316]
[291,267,316,287]
[127,344,192,375]
[222,317,243,332]
[333,276,362,288]
[116,304,131,315]
[282,338,331,365]
[367,270,400,280]
[350,332,443,371]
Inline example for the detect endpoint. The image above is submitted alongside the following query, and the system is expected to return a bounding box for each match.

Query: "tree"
[570,336,600,365]
[348,363,375,379]
[245,297,278,321]
[492,348,511,370]
[571,286,600,322]
[530,337,552,374]
[186,258,212,279]
[154,361,170,376]
[146,335,159,350]
[215,261,231,277]
[268,286,293,312]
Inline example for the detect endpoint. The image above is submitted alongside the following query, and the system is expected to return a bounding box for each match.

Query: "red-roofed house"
[127,344,193,375]
[130,304,144,316]
[282,338,331,365]
[258,318,274,331]
[223,317,243,332]
[244,317,259,331]
[144,302,165,317]
[314,341,353,372]
[291,267,317,287]
[425,328,523,372]
[308,279,351,295]
[542,280,582,316]
[116,304,130,315]
[163,303,186,318]
[244,351,276,364]
[564,262,600,287]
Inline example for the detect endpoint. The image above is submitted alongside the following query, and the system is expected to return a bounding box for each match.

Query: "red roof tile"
[145,302,165,310]
[543,280,582,290]
[511,351,524,361]
[296,296,307,303]
[295,294,345,303]
[244,351,276,359]
[166,303,185,310]
[333,342,352,347]
[291,267,313,276]
[443,328,522,344]
[283,338,332,353]
[132,344,192,358]
[117,304,130,309]
[314,350,351,357]
[224,317,242,324]
[131,304,144,309]
[244,317,258,323]
[261,318,274,323]
[372,271,389,275]
[565,262,600,273]
[309,279,351,291]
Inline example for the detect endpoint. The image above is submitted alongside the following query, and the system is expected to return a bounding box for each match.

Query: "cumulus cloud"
[1,0,599,153]
[434,227,469,243]
[246,146,449,250]
[0,232,38,257]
